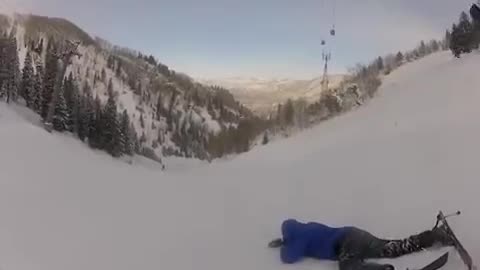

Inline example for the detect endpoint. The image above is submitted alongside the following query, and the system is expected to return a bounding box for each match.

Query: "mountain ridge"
[0,13,265,162]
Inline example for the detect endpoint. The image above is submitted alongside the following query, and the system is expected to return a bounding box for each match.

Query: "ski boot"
[431,224,455,246]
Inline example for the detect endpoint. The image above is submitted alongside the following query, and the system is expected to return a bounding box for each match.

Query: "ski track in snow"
[0,51,478,270]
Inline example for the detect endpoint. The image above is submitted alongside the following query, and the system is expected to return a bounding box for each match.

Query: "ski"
[407,252,449,270]
[436,211,474,270]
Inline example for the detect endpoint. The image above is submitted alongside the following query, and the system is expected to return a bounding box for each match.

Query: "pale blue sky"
[0,0,474,78]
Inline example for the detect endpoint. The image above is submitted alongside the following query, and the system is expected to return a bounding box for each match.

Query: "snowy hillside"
[200,75,344,115]
[1,14,258,161]
[1,51,479,270]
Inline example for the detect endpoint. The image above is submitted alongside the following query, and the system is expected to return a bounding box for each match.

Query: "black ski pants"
[337,227,437,270]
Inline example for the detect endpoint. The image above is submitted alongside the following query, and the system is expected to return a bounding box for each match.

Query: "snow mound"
[0,51,479,270]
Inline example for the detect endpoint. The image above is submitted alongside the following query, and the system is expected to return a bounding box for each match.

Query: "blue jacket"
[280,219,350,263]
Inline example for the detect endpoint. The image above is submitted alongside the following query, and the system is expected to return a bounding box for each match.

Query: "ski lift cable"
[332,0,336,28]
[320,0,327,46]
[330,0,336,36]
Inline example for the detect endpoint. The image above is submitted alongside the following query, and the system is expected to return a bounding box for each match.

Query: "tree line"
[448,10,480,58]
[0,33,139,158]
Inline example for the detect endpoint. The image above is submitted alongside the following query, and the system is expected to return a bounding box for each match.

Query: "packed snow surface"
[0,51,478,270]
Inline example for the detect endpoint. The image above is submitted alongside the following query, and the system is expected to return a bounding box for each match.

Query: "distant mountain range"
[200,75,345,116]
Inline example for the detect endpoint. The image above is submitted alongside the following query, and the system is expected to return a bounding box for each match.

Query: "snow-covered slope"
[3,14,255,161]
[1,51,479,270]
[200,75,344,116]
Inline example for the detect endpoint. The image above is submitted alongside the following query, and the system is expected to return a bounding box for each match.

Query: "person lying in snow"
[269,219,453,270]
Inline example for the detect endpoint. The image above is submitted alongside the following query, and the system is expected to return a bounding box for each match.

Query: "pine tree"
[120,109,134,155]
[0,84,6,100]
[31,58,44,113]
[81,93,95,143]
[167,92,177,131]
[157,128,164,144]
[450,24,462,57]
[262,132,269,145]
[103,93,122,156]
[376,56,384,71]
[37,39,44,53]
[140,113,145,128]
[116,61,122,78]
[7,36,20,103]
[107,78,113,97]
[63,73,78,131]
[460,11,475,47]
[101,68,107,84]
[0,34,7,100]
[3,35,20,103]
[69,86,80,134]
[418,41,427,56]
[276,104,283,126]
[284,99,294,125]
[42,40,58,118]
[450,12,475,57]
[443,30,452,50]
[107,55,114,69]
[156,94,163,120]
[90,95,104,149]
[63,73,75,107]
[132,123,141,154]
[33,71,42,113]
[429,40,440,52]
[140,132,147,145]
[395,52,404,65]
[77,94,87,141]
[21,51,35,107]
[52,87,69,132]
[472,12,480,49]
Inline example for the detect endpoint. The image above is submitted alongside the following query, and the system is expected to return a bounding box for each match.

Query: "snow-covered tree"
[429,40,440,53]
[375,56,384,71]
[21,52,35,107]
[450,12,475,58]
[107,78,114,97]
[0,34,20,103]
[103,93,122,157]
[31,72,41,112]
[76,94,86,141]
[120,109,134,156]
[42,40,58,118]
[52,87,69,132]
[418,41,427,57]
[80,93,95,142]
[63,73,80,132]
[0,84,6,100]
[70,86,80,134]
[262,132,269,145]
[89,95,104,149]
[284,99,294,125]
[32,59,44,113]
[443,30,452,50]
[395,52,404,65]
[156,94,163,120]
[7,35,19,103]
[0,34,7,100]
